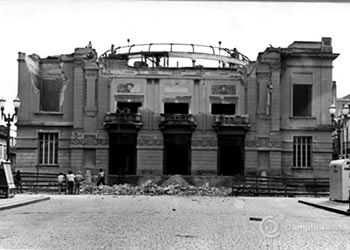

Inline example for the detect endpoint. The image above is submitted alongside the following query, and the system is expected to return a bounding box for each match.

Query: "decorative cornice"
[71,132,108,145]
[115,95,144,102]
[209,96,238,104]
[162,96,191,103]
[192,138,217,147]
[137,136,217,147]
[246,137,281,148]
[137,136,163,146]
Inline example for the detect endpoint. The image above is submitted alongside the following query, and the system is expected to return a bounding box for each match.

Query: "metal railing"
[231,175,329,197]
[105,112,141,123]
[214,114,250,128]
[160,113,195,123]
[100,42,250,63]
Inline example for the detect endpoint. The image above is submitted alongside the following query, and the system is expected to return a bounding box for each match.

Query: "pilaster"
[73,59,84,129]
[271,64,281,131]
[84,64,98,116]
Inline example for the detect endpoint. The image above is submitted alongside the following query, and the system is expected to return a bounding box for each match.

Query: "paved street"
[0,195,350,250]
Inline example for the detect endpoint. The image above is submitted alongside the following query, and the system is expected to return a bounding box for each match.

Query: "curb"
[298,200,350,216]
[0,197,51,211]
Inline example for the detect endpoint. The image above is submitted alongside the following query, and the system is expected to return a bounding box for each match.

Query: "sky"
[0,0,349,119]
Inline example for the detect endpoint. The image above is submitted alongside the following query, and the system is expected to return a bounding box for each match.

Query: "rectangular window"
[164,103,189,114]
[293,136,312,168]
[293,84,312,117]
[117,102,142,113]
[211,103,236,115]
[39,133,58,165]
[40,78,63,112]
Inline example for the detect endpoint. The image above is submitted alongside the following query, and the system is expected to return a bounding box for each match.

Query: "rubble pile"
[79,176,231,196]
[161,175,190,187]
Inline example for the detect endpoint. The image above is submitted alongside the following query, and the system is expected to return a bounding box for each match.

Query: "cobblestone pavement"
[0,195,350,250]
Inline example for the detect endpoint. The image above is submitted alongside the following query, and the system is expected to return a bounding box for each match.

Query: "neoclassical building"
[16,37,338,182]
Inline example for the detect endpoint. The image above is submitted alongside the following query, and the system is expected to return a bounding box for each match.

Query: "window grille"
[40,78,62,112]
[293,136,312,168]
[39,133,58,165]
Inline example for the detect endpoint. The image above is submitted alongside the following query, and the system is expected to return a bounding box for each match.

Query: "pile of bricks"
[80,180,231,196]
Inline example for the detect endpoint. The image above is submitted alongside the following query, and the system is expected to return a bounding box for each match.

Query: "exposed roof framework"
[100,43,250,68]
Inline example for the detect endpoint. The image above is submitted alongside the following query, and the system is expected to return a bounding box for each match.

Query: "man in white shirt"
[57,173,66,194]
[66,171,75,195]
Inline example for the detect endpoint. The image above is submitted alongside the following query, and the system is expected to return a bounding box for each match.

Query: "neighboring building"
[0,126,16,165]
[0,126,7,161]
[16,37,338,182]
[334,94,350,158]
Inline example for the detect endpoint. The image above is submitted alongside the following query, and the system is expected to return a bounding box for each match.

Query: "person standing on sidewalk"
[57,173,66,194]
[96,169,105,186]
[66,171,75,195]
[14,170,23,193]
[74,171,84,195]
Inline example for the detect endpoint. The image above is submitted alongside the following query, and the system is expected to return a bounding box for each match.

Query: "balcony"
[213,114,250,130]
[104,112,142,130]
[159,113,197,131]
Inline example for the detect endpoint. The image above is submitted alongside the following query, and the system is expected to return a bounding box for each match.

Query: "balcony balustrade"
[104,112,142,130]
[213,114,250,130]
[159,113,197,130]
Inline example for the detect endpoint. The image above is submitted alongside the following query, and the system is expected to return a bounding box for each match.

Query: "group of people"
[57,169,105,195]
[57,170,84,195]
[57,170,85,195]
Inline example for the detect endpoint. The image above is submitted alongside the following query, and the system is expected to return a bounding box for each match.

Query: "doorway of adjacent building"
[109,133,137,175]
[218,135,244,176]
[164,134,191,175]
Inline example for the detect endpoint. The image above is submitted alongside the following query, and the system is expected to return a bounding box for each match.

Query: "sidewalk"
[299,198,350,216]
[0,194,50,211]
[1,194,349,216]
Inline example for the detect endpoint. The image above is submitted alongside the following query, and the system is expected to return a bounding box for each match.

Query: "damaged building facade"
[16,38,338,182]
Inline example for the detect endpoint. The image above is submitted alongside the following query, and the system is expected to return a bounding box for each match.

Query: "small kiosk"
[0,161,15,198]
[329,159,350,201]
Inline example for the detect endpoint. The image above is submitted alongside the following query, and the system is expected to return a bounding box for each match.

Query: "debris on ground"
[79,176,231,196]
[161,175,190,187]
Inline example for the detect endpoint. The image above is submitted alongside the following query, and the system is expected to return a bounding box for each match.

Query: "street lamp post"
[329,103,350,213]
[329,103,349,159]
[0,97,20,161]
